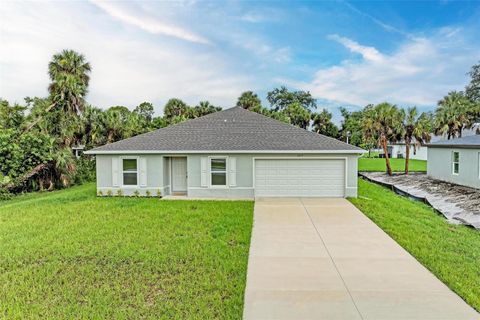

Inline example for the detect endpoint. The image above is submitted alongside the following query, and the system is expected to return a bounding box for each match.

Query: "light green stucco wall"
[95,153,360,198]
[427,147,480,189]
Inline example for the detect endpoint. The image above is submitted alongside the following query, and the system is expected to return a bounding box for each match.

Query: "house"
[427,135,480,189]
[85,107,365,198]
[387,143,428,160]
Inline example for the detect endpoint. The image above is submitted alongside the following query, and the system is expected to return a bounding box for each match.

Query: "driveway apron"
[243,197,479,320]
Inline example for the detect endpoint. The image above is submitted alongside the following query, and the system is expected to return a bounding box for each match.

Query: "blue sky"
[1,1,479,123]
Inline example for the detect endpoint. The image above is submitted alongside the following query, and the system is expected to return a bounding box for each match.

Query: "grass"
[358,158,427,172]
[349,179,480,311]
[0,183,254,319]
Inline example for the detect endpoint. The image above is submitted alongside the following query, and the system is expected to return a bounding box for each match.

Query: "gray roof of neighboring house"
[427,134,480,148]
[86,107,363,154]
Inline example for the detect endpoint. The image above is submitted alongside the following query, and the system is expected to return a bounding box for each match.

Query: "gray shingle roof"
[87,107,363,153]
[427,134,480,148]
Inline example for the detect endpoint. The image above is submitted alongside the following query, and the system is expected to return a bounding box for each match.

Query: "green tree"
[363,103,403,176]
[465,61,480,103]
[311,109,339,137]
[281,102,311,129]
[339,107,364,146]
[267,86,317,111]
[0,99,26,129]
[163,98,189,119]
[192,101,222,118]
[435,91,473,139]
[236,91,262,111]
[134,102,155,124]
[401,107,432,174]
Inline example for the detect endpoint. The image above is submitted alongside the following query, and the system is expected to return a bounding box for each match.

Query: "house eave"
[85,149,367,155]
[426,144,480,149]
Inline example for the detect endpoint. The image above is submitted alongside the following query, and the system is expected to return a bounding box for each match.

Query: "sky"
[1,0,479,123]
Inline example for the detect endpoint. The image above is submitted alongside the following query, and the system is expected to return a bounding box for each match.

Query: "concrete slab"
[243,197,479,320]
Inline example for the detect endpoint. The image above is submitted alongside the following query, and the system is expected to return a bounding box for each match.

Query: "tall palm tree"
[236,91,262,111]
[192,101,222,118]
[311,109,339,137]
[363,103,403,176]
[402,108,432,174]
[435,91,471,139]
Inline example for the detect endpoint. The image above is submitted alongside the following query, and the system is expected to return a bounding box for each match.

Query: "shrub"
[157,189,162,198]
[146,190,151,197]
[133,190,140,197]
[116,189,123,197]
[73,158,96,185]
[106,190,113,197]
[97,190,103,197]
[0,188,13,201]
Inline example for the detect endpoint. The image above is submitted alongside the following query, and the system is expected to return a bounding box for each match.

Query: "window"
[210,158,227,186]
[123,158,138,185]
[452,151,459,175]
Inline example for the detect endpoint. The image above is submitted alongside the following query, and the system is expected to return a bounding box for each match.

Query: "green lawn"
[0,183,254,319]
[349,179,480,311]
[358,158,427,172]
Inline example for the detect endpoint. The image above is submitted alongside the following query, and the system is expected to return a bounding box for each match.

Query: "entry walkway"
[243,197,479,320]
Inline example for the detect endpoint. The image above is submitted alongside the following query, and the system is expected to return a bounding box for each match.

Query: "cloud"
[291,32,479,106]
[90,0,210,44]
[0,1,250,112]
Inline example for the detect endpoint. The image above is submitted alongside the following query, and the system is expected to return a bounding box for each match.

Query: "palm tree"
[236,91,262,111]
[402,107,432,174]
[311,109,339,137]
[363,103,403,176]
[193,101,222,118]
[435,91,471,139]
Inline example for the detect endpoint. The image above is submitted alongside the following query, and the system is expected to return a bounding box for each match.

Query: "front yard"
[0,183,254,319]
[350,179,480,312]
[358,158,427,172]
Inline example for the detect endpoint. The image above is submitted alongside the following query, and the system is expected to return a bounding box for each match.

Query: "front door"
[172,157,187,193]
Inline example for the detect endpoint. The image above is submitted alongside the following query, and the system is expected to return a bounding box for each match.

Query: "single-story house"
[387,143,427,160]
[427,135,480,189]
[85,107,365,198]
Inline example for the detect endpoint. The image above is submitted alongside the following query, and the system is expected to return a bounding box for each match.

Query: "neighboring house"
[387,143,428,160]
[72,145,84,159]
[427,135,480,189]
[85,107,365,198]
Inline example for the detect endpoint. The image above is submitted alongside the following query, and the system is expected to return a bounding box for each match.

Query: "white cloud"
[89,0,210,44]
[0,1,251,113]
[292,32,479,106]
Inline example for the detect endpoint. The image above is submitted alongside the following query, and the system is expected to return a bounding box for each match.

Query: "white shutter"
[139,157,147,187]
[200,157,207,187]
[112,157,119,186]
[229,157,237,187]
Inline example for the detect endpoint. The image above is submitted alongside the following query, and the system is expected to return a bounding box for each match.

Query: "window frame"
[452,151,460,175]
[208,156,228,188]
[121,156,139,187]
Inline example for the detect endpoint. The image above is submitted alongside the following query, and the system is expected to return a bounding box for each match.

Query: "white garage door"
[254,159,345,197]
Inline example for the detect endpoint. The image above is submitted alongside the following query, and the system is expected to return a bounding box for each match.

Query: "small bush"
[106,190,113,197]
[157,189,162,198]
[133,190,140,197]
[0,188,13,201]
[116,189,123,197]
[146,190,151,197]
[97,190,103,197]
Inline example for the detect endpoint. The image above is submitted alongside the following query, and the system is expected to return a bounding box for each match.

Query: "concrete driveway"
[243,198,479,320]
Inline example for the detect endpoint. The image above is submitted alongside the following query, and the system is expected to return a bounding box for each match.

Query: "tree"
[339,107,364,146]
[0,99,26,129]
[267,86,317,111]
[466,61,480,103]
[401,107,432,174]
[134,102,154,124]
[163,99,189,119]
[236,91,262,111]
[435,91,472,139]
[363,103,403,176]
[311,109,339,138]
[281,102,311,129]
[192,101,222,118]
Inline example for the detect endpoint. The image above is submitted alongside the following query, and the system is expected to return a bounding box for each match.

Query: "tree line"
[1,49,479,197]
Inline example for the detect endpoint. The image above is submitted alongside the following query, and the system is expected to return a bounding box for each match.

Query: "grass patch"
[0,183,254,319]
[359,158,427,172]
[349,179,480,311]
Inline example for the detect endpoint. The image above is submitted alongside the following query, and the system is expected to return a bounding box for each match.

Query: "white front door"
[254,159,345,197]
[172,157,187,192]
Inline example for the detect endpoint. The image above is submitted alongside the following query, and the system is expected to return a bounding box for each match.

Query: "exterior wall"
[95,153,360,198]
[96,154,165,196]
[427,147,480,189]
[187,153,359,198]
[389,144,427,160]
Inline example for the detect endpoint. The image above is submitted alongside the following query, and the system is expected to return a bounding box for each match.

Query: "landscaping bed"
[360,172,480,229]
[350,180,480,311]
[0,183,254,319]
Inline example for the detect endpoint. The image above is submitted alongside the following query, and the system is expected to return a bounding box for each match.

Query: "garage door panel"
[254,159,345,197]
